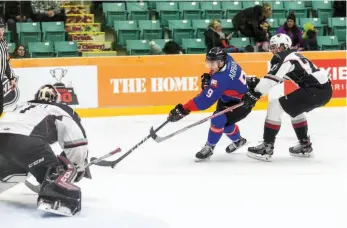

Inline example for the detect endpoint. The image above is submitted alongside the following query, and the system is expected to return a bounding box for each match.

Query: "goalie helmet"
[269,33,292,50]
[34,84,60,103]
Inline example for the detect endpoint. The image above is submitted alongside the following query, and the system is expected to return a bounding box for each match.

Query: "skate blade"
[194,156,211,163]
[37,201,74,217]
[226,141,251,153]
[290,152,313,158]
[247,152,272,162]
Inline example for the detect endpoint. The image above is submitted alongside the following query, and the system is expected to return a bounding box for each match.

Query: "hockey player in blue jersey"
[167,47,259,161]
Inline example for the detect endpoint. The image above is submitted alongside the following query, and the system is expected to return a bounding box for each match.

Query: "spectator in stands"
[302,23,319,51]
[149,40,183,55]
[255,21,271,52]
[11,45,27,59]
[31,0,66,22]
[276,13,303,50]
[5,1,33,42]
[204,19,242,53]
[232,3,272,38]
[333,1,346,17]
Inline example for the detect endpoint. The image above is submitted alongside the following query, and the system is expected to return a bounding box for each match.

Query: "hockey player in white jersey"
[241,34,332,161]
[0,84,89,216]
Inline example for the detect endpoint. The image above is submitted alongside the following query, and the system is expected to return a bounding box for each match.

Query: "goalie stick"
[150,102,244,143]
[24,147,122,193]
[90,120,170,168]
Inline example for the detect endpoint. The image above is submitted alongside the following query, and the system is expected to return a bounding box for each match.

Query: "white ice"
[1,107,346,228]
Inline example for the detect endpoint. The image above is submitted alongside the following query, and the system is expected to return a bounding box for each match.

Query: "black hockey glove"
[242,91,262,108]
[201,73,211,90]
[168,104,190,122]
[246,76,260,90]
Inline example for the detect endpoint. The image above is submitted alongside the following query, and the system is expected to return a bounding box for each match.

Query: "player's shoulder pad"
[271,49,294,64]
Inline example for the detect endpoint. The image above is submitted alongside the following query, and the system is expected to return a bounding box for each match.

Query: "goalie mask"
[34,84,61,103]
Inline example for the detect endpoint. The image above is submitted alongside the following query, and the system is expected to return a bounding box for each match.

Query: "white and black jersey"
[255,49,330,95]
[0,100,88,169]
[0,38,13,80]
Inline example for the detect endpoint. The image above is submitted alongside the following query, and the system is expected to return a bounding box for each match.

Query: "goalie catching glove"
[168,104,191,122]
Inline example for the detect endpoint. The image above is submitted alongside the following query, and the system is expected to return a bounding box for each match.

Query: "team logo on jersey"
[210,79,218,88]
[2,75,20,108]
[50,68,79,105]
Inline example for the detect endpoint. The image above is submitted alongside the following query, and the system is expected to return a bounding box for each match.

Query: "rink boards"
[6,51,346,117]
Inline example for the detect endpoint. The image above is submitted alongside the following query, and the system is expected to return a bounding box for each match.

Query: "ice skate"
[225,137,248,153]
[289,137,313,157]
[195,144,214,162]
[247,142,274,162]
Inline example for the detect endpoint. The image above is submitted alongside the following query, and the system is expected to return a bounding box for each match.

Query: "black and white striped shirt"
[0,38,13,80]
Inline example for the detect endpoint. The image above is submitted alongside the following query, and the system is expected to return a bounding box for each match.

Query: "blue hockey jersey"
[184,55,248,111]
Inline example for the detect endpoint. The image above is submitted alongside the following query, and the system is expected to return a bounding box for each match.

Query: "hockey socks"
[263,119,281,143]
[291,117,308,140]
[207,125,224,146]
[207,112,227,146]
[224,124,240,142]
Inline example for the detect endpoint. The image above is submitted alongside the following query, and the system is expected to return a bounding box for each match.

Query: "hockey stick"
[150,102,245,143]
[90,120,170,168]
[25,147,122,193]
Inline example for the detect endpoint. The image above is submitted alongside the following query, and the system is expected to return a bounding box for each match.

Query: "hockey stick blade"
[152,102,244,143]
[91,120,170,168]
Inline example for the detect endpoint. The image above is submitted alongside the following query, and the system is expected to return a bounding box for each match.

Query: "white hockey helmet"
[269,33,292,51]
[35,84,61,103]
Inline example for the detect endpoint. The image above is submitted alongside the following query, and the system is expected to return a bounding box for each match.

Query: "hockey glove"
[242,91,262,108]
[168,104,190,122]
[246,77,260,90]
[201,73,211,90]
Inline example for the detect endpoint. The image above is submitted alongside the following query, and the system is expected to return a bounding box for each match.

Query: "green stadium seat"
[7,43,16,54]
[312,1,332,24]
[230,37,251,48]
[284,2,308,18]
[200,1,224,19]
[178,2,202,20]
[54,41,79,57]
[192,19,210,38]
[102,2,127,28]
[28,42,54,58]
[222,1,243,19]
[317,35,341,50]
[4,31,11,42]
[113,20,140,46]
[168,20,194,45]
[126,40,150,55]
[17,22,41,47]
[267,18,279,35]
[299,18,324,36]
[182,38,206,54]
[138,20,162,40]
[269,1,286,18]
[42,22,65,42]
[127,2,150,20]
[219,19,234,35]
[328,17,346,43]
[156,2,180,27]
[242,1,263,9]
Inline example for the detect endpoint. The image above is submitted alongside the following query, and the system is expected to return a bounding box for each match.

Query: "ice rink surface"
[1,107,346,228]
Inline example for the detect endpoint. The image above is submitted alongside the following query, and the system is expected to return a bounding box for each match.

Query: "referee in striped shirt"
[0,17,16,116]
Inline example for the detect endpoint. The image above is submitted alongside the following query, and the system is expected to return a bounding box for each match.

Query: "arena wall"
[6,51,346,118]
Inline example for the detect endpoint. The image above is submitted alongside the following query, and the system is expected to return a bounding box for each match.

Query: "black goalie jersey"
[0,100,88,170]
[255,49,330,95]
